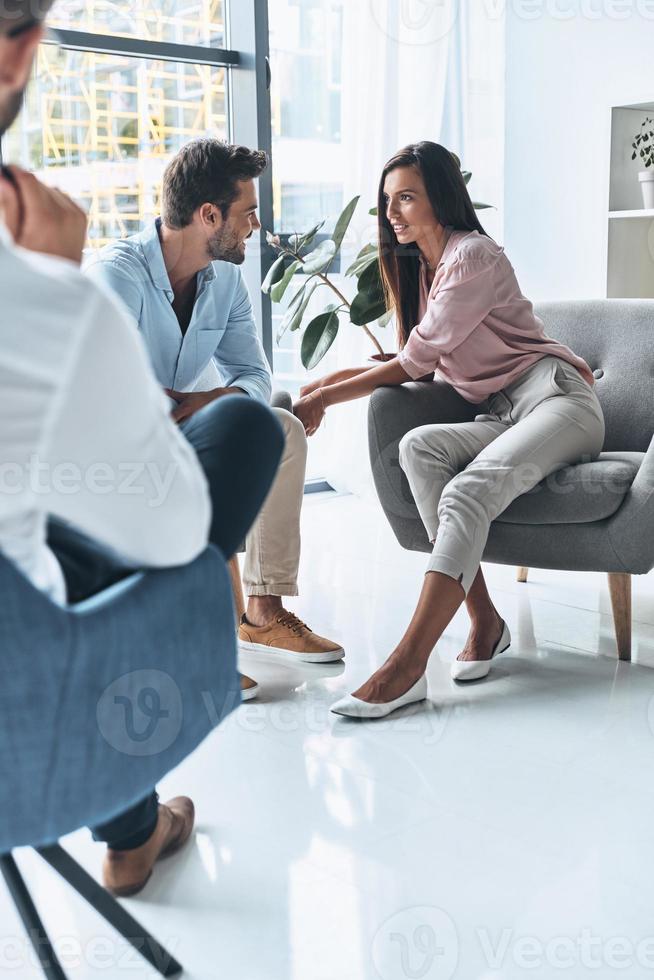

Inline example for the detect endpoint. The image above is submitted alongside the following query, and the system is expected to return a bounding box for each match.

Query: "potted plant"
[262,161,492,370]
[632,117,654,210]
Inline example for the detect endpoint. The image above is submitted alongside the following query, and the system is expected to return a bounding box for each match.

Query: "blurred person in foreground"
[0,0,283,895]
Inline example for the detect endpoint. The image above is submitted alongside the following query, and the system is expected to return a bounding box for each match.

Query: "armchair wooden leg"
[607,572,632,662]
[228,554,246,626]
[517,567,529,583]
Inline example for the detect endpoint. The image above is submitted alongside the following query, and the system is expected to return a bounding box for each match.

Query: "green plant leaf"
[377,308,394,328]
[300,308,340,369]
[462,171,472,185]
[357,256,384,292]
[345,243,378,278]
[369,206,378,216]
[472,201,493,210]
[350,266,386,326]
[331,195,360,254]
[295,220,325,252]
[350,292,387,326]
[270,259,300,303]
[276,281,320,342]
[301,239,337,274]
[262,254,286,294]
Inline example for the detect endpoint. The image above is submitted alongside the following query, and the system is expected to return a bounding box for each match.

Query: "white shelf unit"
[607,100,654,298]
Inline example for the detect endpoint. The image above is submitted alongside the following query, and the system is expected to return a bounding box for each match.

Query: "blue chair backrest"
[0,546,239,851]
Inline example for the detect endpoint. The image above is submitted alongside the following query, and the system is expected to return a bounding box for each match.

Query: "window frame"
[1,1,276,367]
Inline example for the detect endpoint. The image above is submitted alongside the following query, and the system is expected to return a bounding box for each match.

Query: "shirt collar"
[140,217,216,291]
[420,227,476,273]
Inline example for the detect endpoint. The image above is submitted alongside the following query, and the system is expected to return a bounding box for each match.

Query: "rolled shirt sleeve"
[215,272,272,404]
[397,253,498,380]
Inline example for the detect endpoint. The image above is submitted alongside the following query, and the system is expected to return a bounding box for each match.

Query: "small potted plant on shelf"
[632,117,654,210]
[262,159,491,370]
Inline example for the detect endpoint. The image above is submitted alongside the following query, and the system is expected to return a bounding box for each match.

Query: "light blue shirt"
[84,218,272,403]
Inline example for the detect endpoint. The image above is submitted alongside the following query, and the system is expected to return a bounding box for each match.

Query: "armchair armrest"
[271,390,293,413]
[607,434,654,574]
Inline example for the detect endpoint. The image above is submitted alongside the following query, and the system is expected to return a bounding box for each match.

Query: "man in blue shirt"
[86,139,344,687]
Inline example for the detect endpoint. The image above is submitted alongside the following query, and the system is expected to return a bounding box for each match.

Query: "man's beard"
[207,224,246,265]
[0,90,24,138]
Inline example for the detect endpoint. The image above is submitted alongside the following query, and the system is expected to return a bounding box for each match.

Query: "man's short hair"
[0,0,54,36]
[161,138,268,229]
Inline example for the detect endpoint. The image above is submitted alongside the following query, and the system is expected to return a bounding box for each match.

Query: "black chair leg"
[36,844,183,978]
[0,852,67,979]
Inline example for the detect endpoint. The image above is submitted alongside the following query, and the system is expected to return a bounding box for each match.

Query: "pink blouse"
[396,229,594,403]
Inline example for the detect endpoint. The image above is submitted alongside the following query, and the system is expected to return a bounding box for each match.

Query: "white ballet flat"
[451,620,511,682]
[330,675,428,719]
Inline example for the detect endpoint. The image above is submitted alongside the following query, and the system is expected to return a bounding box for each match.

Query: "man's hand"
[166,387,245,423]
[293,390,326,436]
[0,165,87,264]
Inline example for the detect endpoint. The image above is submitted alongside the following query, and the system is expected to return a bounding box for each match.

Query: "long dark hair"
[377,141,488,349]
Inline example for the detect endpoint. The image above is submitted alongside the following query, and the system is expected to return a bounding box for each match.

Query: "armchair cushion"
[496,451,643,525]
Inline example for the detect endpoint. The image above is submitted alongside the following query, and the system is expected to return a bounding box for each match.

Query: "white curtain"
[307,0,505,495]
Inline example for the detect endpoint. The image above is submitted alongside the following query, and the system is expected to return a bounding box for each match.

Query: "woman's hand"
[300,370,346,398]
[293,390,326,436]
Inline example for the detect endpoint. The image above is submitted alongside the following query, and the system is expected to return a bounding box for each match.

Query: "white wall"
[504,0,654,300]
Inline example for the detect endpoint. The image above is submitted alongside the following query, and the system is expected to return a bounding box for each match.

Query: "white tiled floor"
[5,493,654,980]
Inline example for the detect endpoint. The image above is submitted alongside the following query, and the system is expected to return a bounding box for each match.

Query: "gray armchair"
[368,299,654,661]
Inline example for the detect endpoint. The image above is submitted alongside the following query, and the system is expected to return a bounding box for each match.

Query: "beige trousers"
[399,355,606,595]
[243,407,307,597]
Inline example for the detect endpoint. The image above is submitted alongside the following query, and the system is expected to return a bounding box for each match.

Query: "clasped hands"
[293,383,326,437]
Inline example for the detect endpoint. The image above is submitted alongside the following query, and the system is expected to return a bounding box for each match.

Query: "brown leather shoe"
[102,796,195,897]
[238,610,345,663]
[240,672,259,701]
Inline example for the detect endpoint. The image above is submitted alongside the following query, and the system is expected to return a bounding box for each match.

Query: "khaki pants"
[399,355,606,595]
[243,407,307,597]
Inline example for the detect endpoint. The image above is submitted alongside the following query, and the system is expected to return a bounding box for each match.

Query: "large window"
[268,0,345,406]
[49,0,226,51]
[7,48,227,248]
[4,0,231,248]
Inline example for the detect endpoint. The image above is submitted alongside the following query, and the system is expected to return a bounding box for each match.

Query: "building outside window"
[5,1,228,248]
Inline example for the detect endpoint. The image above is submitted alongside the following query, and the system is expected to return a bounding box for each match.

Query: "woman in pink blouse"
[294,142,604,719]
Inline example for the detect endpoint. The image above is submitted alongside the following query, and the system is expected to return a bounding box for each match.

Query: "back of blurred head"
[0,0,54,136]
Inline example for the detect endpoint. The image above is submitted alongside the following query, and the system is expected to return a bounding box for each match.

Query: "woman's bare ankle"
[467,606,502,633]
